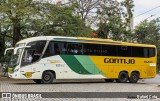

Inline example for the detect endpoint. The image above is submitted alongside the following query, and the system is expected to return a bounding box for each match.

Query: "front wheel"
[129,72,139,83]
[116,72,128,83]
[41,71,54,84]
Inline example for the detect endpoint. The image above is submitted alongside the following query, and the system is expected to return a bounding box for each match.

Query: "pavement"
[0,74,160,92]
[0,76,160,101]
[0,66,160,101]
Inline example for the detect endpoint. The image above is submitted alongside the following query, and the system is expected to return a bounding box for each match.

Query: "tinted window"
[102,45,117,56]
[131,47,155,58]
[67,43,83,55]
[149,48,155,57]
[43,41,83,57]
[43,41,156,58]
[143,48,148,57]
[84,44,101,55]
[118,46,131,57]
[131,47,145,57]
[43,42,55,57]
[43,41,65,57]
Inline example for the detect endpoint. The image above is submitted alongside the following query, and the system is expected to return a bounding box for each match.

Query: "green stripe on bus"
[74,55,102,74]
[60,55,91,74]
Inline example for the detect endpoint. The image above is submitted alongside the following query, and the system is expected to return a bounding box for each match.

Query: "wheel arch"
[130,71,140,78]
[117,71,129,78]
[116,71,129,83]
[42,70,56,79]
[119,71,129,75]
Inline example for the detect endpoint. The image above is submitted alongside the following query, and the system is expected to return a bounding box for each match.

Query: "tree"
[134,18,160,54]
[69,0,99,24]
[96,0,128,40]
[121,0,134,30]
[94,0,134,41]
[41,2,92,37]
[0,0,40,46]
[0,0,92,47]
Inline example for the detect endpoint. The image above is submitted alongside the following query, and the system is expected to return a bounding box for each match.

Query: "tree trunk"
[13,19,21,46]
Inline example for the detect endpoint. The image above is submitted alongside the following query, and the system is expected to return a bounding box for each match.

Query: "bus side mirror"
[4,48,14,55]
[14,46,31,55]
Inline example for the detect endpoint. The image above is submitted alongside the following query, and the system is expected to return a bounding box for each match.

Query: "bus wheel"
[41,71,54,84]
[33,79,42,84]
[129,72,139,83]
[116,72,128,83]
[105,79,114,82]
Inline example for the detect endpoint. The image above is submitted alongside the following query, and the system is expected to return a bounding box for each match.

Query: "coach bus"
[5,36,157,84]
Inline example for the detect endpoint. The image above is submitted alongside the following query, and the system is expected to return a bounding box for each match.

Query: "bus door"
[43,41,65,79]
[20,41,46,79]
[20,49,35,79]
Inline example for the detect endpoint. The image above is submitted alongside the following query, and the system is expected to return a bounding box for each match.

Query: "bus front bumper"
[8,72,20,79]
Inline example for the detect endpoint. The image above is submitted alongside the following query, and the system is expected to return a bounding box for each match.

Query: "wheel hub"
[44,75,50,81]
[132,75,137,80]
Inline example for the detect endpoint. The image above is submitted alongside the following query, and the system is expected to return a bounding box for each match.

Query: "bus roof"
[16,36,156,48]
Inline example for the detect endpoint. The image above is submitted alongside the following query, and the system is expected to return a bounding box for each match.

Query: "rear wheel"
[129,72,139,83]
[41,71,54,84]
[105,79,114,82]
[116,72,128,83]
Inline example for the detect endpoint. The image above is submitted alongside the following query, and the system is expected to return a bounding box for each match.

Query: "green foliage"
[69,0,99,22]
[121,0,134,28]
[0,0,135,52]
[42,3,92,37]
[0,0,92,46]
[134,18,160,54]
[0,0,40,45]
[96,0,134,41]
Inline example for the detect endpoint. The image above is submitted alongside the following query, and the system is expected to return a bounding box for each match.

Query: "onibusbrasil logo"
[1,93,42,99]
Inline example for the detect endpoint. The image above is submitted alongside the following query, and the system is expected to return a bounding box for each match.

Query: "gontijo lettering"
[104,58,135,64]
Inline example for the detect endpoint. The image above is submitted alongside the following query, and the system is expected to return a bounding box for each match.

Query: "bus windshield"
[7,43,25,68]
[9,48,23,68]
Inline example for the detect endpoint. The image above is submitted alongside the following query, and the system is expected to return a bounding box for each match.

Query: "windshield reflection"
[9,48,23,68]
[7,43,25,68]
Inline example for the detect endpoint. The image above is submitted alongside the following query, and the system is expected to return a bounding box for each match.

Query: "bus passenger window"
[143,48,148,58]
[84,44,101,55]
[54,43,59,54]
[43,42,67,57]
[118,46,131,57]
[132,47,144,57]
[43,42,55,58]
[149,48,155,57]
[62,43,83,55]
[101,45,117,56]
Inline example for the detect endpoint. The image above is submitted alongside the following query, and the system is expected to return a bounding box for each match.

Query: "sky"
[133,0,160,27]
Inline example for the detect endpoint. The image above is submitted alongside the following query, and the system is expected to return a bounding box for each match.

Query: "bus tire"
[129,72,139,83]
[116,72,128,83]
[41,71,54,84]
[33,79,42,84]
[105,79,114,82]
